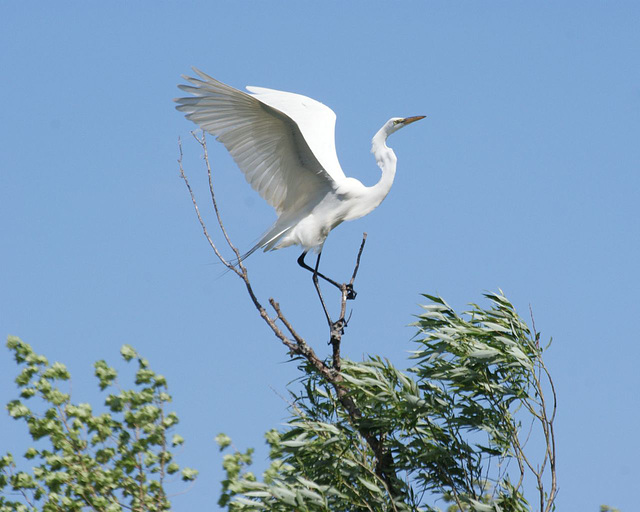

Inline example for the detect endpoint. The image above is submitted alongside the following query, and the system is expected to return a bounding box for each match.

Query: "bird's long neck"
[367,127,398,208]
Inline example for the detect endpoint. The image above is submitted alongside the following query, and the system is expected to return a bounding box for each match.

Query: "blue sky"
[1,2,638,510]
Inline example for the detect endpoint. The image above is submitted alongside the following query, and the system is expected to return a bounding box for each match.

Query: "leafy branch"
[0,339,196,512]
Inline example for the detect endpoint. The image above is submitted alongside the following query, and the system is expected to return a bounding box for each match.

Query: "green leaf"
[23,447,38,460]
[181,467,199,481]
[120,344,137,361]
[7,400,30,419]
[357,476,383,495]
[94,360,117,390]
[216,432,232,450]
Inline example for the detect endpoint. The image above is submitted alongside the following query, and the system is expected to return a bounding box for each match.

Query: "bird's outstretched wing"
[176,69,346,216]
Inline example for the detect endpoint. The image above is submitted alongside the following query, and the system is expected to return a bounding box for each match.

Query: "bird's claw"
[345,284,357,300]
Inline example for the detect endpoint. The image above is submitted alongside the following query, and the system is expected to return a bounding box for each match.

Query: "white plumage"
[175,68,424,264]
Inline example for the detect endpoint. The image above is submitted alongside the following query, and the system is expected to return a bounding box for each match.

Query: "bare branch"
[178,137,239,276]
[191,132,243,263]
[350,234,368,286]
[327,234,368,371]
[269,298,305,346]
[178,134,401,496]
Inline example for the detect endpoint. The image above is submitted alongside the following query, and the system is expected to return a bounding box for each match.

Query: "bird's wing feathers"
[176,69,345,215]
[244,86,345,183]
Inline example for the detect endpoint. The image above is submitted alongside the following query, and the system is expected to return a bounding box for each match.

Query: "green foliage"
[0,338,196,512]
[407,291,549,509]
[216,292,553,511]
[1,291,559,512]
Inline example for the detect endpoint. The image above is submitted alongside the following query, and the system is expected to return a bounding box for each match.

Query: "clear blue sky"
[1,2,638,510]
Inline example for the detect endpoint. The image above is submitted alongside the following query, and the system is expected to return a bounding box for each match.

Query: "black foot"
[346,284,357,300]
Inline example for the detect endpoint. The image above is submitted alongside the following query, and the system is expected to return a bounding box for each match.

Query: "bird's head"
[385,115,426,136]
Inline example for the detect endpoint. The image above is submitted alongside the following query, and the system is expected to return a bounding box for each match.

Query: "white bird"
[176,68,424,296]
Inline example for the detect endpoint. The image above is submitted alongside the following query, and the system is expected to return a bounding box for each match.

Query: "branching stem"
[178,133,399,493]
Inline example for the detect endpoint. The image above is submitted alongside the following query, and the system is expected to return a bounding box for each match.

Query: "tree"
[179,133,558,512]
[0,340,197,512]
[1,289,557,511]
[2,134,560,511]
[214,291,556,512]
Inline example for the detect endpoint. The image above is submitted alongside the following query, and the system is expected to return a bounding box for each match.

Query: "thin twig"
[329,234,367,370]
[178,138,238,275]
[350,234,368,286]
[191,132,243,263]
[269,298,306,347]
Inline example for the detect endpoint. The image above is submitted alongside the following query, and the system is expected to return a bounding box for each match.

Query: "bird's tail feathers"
[226,224,293,267]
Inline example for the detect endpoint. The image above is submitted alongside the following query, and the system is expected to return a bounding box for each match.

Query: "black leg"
[297,251,357,300]
[297,252,341,289]
[310,252,333,327]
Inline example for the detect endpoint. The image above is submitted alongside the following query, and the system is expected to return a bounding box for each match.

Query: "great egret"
[176,68,424,297]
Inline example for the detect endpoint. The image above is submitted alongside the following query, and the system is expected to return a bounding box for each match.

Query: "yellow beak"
[401,115,426,125]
